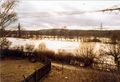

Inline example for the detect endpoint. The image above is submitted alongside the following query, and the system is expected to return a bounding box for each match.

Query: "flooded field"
[7,37,117,65]
[7,37,109,53]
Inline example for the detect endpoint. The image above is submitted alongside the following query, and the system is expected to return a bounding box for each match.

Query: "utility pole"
[18,23,21,38]
[100,22,103,30]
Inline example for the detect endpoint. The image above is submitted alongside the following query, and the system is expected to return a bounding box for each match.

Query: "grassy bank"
[0,58,43,82]
[41,63,120,82]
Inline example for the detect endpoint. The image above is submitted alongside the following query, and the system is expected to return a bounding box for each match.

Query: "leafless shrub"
[0,37,11,50]
[12,45,24,51]
[37,42,47,51]
[100,43,120,70]
[75,44,97,67]
[25,44,35,52]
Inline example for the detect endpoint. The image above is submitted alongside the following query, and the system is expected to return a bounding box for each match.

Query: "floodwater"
[7,37,105,53]
[7,37,116,64]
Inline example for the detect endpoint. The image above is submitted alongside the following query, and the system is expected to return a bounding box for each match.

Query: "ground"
[0,58,43,82]
[41,62,120,82]
[1,59,120,82]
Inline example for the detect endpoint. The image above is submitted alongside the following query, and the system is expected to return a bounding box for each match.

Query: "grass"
[0,58,43,82]
[41,63,120,82]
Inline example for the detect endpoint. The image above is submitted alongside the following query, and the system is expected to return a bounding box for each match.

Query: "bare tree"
[110,33,119,44]
[0,0,17,30]
[75,44,97,67]
[101,44,120,70]
[0,37,11,50]
[25,44,35,52]
[38,42,47,52]
[0,0,17,50]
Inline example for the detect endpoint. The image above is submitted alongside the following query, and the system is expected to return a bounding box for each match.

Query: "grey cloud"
[16,1,120,30]
[19,12,102,28]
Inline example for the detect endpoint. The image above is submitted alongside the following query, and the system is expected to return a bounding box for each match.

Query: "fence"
[21,62,51,82]
[0,49,51,82]
[1,49,119,82]
[93,63,117,72]
[21,55,51,82]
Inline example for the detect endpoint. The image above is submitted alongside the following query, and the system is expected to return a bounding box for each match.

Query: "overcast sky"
[14,0,120,30]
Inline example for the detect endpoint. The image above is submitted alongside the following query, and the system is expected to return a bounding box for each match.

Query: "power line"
[96,4,120,12]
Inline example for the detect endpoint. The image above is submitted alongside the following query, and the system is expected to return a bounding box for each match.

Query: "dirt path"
[52,62,82,71]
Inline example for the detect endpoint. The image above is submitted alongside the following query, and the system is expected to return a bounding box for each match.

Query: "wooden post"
[23,75,26,82]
